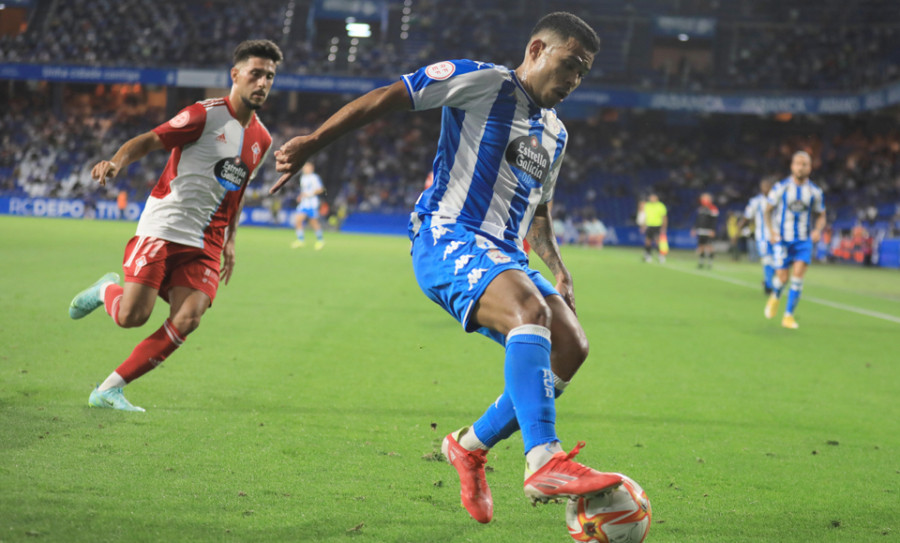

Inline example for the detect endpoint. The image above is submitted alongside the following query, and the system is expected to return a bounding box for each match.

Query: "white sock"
[98,281,113,302]
[525,441,564,472]
[458,427,488,451]
[553,373,570,392]
[97,372,126,392]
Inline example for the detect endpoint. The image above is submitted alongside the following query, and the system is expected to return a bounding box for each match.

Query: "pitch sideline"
[662,263,900,325]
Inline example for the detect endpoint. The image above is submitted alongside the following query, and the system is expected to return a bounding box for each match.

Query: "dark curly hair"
[530,12,600,53]
[233,39,284,66]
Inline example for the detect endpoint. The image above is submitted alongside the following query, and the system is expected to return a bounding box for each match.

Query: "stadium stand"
[2,0,900,262]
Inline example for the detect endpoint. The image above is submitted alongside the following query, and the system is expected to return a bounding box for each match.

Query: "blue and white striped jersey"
[744,193,769,242]
[402,60,567,250]
[767,177,825,242]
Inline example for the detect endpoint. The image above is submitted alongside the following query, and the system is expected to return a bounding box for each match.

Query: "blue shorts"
[296,204,319,220]
[411,219,558,345]
[772,240,812,269]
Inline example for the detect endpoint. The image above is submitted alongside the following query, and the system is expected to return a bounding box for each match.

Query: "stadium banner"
[4,61,900,114]
[3,197,898,267]
[0,63,176,85]
[561,82,900,115]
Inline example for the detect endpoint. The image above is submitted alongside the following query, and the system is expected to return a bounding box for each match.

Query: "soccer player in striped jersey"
[763,151,826,329]
[68,40,282,411]
[290,162,326,249]
[270,12,622,522]
[736,178,775,294]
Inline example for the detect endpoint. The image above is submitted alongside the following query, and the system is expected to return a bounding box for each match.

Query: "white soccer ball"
[565,474,652,543]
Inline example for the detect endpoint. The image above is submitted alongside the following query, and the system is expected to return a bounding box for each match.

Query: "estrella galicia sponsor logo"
[505,135,549,185]
[788,199,809,213]
[214,156,250,191]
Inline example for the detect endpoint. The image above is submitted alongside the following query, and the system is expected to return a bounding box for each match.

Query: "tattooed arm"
[526,202,577,313]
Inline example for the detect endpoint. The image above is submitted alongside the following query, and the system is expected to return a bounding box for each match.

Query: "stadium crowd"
[4,87,900,244]
[2,0,899,92]
[3,0,900,261]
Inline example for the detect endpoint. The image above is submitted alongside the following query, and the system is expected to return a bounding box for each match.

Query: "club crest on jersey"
[486,249,511,265]
[169,110,191,128]
[506,135,549,186]
[251,142,261,165]
[425,61,455,81]
[214,156,250,191]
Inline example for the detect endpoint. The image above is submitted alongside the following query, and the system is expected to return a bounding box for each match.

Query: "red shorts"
[122,236,220,304]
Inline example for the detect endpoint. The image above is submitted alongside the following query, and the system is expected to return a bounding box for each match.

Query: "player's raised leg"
[765,245,788,319]
[69,272,120,319]
[441,427,493,523]
[473,271,622,503]
[782,260,808,329]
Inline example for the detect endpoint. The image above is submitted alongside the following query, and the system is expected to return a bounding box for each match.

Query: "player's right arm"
[271,81,411,193]
[764,202,780,244]
[91,131,165,186]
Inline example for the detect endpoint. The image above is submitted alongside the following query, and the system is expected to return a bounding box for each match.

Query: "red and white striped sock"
[102,283,125,327]
[114,319,185,384]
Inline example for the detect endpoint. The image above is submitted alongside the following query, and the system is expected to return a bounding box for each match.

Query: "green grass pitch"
[1,215,898,542]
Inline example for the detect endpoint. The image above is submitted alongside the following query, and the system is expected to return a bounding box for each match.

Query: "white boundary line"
[664,264,900,325]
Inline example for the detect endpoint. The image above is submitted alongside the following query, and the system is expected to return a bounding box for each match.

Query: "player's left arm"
[811,211,826,243]
[221,198,243,285]
[527,202,576,313]
[271,81,412,193]
[811,189,826,243]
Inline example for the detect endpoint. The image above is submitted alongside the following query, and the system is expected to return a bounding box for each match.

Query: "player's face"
[791,154,812,181]
[232,57,277,110]
[527,36,593,108]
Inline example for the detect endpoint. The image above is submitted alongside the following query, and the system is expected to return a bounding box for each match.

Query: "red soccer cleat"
[524,441,623,504]
[441,429,493,523]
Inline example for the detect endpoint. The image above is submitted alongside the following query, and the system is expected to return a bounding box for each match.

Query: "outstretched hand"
[270,136,313,194]
[555,274,577,316]
[91,160,119,187]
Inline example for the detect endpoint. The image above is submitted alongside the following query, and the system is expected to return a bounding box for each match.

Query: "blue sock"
[296,230,304,241]
[786,277,803,314]
[502,325,556,454]
[763,264,775,290]
[315,229,323,241]
[771,276,784,298]
[471,382,566,448]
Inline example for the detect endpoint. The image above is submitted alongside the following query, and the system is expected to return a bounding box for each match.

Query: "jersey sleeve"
[813,186,826,213]
[767,182,785,206]
[152,103,207,150]
[401,60,503,112]
[743,200,755,220]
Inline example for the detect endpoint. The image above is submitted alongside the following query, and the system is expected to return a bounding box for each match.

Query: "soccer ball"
[565,474,651,543]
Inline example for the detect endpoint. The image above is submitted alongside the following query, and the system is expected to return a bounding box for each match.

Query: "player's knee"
[171,313,202,336]
[519,296,552,328]
[116,303,152,328]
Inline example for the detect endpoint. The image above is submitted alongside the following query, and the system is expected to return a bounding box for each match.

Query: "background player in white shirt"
[291,162,325,249]
[68,40,283,411]
[764,151,826,329]
[736,178,775,294]
[269,12,622,523]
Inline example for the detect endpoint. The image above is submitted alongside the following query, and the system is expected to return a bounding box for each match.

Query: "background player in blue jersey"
[764,151,826,329]
[270,12,622,524]
[291,162,325,250]
[736,177,775,294]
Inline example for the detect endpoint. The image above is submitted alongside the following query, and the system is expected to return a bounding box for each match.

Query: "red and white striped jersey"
[136,96,272,255]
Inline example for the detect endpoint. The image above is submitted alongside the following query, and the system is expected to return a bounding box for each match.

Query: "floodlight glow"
[346,23,371,38]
